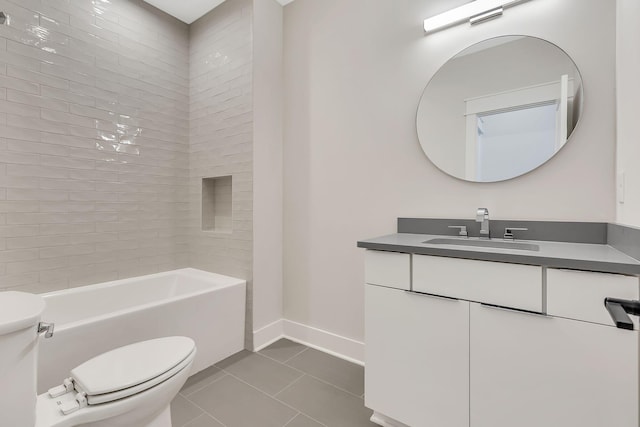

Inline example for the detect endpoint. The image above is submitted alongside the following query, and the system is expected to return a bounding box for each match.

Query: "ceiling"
[143,0,295,24]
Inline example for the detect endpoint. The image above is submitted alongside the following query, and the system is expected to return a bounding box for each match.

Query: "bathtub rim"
[39,268,246,332]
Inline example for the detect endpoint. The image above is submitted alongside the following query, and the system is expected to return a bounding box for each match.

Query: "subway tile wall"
[0,0,191,292]
[188,0,254,347]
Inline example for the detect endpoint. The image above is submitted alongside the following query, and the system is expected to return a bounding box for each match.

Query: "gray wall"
[0,0,190,293]
[189,0,255,347]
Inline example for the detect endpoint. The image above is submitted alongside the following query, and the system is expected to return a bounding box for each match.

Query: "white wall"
[616,0,640,227]
[253,0,284,341]
[283,0,616,345]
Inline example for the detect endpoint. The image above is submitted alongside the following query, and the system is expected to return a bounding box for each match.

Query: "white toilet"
[0,291,196,427]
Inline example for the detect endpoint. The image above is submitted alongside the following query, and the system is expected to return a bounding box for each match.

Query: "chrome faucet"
[476,208,490,238]
[37,322,55,339]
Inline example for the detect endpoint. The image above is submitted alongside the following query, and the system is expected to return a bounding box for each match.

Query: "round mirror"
[417,36,583,183]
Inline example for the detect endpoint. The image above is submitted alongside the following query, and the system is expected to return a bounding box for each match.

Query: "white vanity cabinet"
[364,250,640,427]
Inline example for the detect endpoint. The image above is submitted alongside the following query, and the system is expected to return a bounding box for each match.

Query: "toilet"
[0,291,196,427]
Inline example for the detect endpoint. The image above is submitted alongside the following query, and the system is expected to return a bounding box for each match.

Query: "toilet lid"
[70,336,195,402]
[0,292,45,335]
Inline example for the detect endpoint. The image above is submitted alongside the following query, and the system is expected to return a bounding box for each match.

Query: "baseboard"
[252,319,365,365]
[370,412,410,427]
[253,319,284,351]
[282,320,364,365]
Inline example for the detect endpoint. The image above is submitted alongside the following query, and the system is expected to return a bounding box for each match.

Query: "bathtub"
[36,268,246,393]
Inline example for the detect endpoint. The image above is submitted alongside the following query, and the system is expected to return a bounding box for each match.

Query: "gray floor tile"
[259,338,308,363]
[171,394,204,427]
[216,350,304,395]
[215,350,253,369]
[277,375,375,427]
[189,374,298,427]
[181,365,227,396]
[286,349,365,396]
[184,413,226,427]
[285,413,326,427]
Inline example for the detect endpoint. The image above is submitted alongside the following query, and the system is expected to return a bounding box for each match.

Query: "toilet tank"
[0,292,46,427]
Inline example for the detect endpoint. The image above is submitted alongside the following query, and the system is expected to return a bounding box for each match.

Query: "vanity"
[358,218,640,427]
[366,4,636,424]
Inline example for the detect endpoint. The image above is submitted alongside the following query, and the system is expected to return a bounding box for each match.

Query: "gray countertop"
[357,233,640,275]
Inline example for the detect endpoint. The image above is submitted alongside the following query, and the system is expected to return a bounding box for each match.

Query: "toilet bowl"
[0,291,196,427]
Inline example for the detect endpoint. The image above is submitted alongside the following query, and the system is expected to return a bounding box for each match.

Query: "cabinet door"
[365,285,469,427]
[470,303,639,427]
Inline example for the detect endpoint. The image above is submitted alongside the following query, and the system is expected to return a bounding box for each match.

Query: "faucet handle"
[476,208,489,222]
[448,225,468,237]
[38,322,55,339]
[504,227,528,240]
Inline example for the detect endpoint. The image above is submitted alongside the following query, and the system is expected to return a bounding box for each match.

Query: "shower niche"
[202,176,233,233]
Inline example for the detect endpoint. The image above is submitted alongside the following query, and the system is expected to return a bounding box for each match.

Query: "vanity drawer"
[547,269,640,327]
[413,255,542,312]
[365,250,411,290]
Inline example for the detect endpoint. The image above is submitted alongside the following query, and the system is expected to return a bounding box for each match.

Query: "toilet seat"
[36,337,197,427]
[69,336,195,405]
[77,345,194,405]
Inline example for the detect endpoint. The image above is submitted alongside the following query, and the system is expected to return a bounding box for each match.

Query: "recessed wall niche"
[202,176,233,233]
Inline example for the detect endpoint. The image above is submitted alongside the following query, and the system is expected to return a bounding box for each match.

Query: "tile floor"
[170,339,376,427]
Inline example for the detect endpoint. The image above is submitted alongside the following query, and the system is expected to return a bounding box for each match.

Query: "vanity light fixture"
[423,0,531,34]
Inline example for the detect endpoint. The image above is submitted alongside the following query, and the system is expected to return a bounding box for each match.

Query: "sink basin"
[424,238,540,252]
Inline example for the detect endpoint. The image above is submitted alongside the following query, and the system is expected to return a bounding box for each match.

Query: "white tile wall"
[188,0,253,280]
[0,0,191,293]
[188,0,254,346]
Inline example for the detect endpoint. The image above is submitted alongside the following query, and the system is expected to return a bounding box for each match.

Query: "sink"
[424,238,540,252]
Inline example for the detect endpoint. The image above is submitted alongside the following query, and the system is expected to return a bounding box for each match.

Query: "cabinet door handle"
[404,290,459,301]
[479,303,547,317]
[604,298,640,330]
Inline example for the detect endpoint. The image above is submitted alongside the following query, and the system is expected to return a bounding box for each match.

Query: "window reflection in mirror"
[417,36,583,183]
[476,103,557,182]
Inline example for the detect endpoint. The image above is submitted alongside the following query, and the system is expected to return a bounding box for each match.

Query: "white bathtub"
[37,268,246,393]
